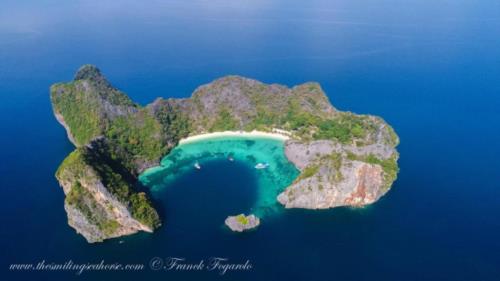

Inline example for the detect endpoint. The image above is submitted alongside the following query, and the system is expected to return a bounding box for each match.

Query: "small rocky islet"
[225,214,260,232]
[50,65,399,242]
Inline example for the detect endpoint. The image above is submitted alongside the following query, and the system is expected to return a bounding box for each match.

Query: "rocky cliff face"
[51,65,139,147]
[51,66,163,243]
[55,147,157,243]
[181,76,336,133]
[278,144,396,209]
[278,119,399,209]
[51,65,399,242]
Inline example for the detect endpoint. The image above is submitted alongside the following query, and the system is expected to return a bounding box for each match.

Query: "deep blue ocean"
[1,1,500,280]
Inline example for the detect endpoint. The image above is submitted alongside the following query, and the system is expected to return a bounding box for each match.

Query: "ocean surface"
[1,0,500,280]
[139,136,299,218]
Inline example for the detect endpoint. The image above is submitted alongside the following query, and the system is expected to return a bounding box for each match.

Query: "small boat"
[119,240,124,244]
[254,163,269,169]
[228,156,234,162]
[194,162,201,170]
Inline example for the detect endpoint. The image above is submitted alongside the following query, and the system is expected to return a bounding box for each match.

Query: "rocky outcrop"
[184,76,336,133]
[278,121,399,209]
[225,214,260,232]
[51,66,166,243]
[56,148,156,243]
[277,158,386,209]
[51,65,139,147]
[62,177,153,243]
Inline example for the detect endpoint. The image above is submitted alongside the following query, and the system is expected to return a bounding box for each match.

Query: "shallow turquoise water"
[139,136,299,218]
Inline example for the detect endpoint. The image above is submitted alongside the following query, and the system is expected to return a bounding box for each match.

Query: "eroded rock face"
[56,150,153,243]
[284,140,342,170]
[225,214,260,232]
[278,160,385,209]
[278,123,399,210]
[185,76,336,133]
[63,186,152,243]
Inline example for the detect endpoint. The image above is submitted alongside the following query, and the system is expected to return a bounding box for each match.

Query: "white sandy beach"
[178,130,290,145]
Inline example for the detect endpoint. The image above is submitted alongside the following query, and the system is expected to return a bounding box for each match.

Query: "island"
[225,214,260,232]
[50,65,399,242]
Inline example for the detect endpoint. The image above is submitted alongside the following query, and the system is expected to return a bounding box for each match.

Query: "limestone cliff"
[51,65,139,147]
[51,65,163,243]
[278,130,399,209]
[55,144,159,243]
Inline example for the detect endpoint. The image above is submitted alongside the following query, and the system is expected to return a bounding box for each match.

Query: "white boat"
[255,163,269,169]
[228,156,234,162]
[194,162,201,169]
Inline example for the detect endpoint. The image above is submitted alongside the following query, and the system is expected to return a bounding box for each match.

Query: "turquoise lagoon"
[139,135,299,218]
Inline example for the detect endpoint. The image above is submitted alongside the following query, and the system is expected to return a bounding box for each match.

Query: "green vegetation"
[153,102,191,143]
[209,108,238,132]
[386,125,400,146]
[186,76,387,147]
[282,95,380,144]
[244,107,280,131]
[214,98,379,146]
[57,147,161,230]
[325,153,343,171]
[52,79,168,174]
[82,146,161,229]
[65,181,120,236]
[347,152,399,190]
[50,83,103,145]
[56,149,86,180]
[130,192,161,229]
[100,220,120,236]
[284,98,320,130]
[65,182,89,210]
[246,83,377,143]
[294,153,345,185]
[244,97,378,144]
[235,214,249,225]
[50,79,136,146]
[297,164,320,181]
[83,149,131,202]
[74,65,136,107]
[105,110,166,171]
[322,153,344,182]
[314,113,376,144]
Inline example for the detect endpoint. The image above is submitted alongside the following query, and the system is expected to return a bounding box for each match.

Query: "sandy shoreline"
[178,130,290,145]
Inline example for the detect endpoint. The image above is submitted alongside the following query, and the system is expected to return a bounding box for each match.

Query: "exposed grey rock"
[56,150,153,243]
[185,75,336,133]
[277,159,385,209]
[279,123,398,209]
[77,80,139,119]
[65,203,104,243]
[284,140,342,170]
[53,112,77,146]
